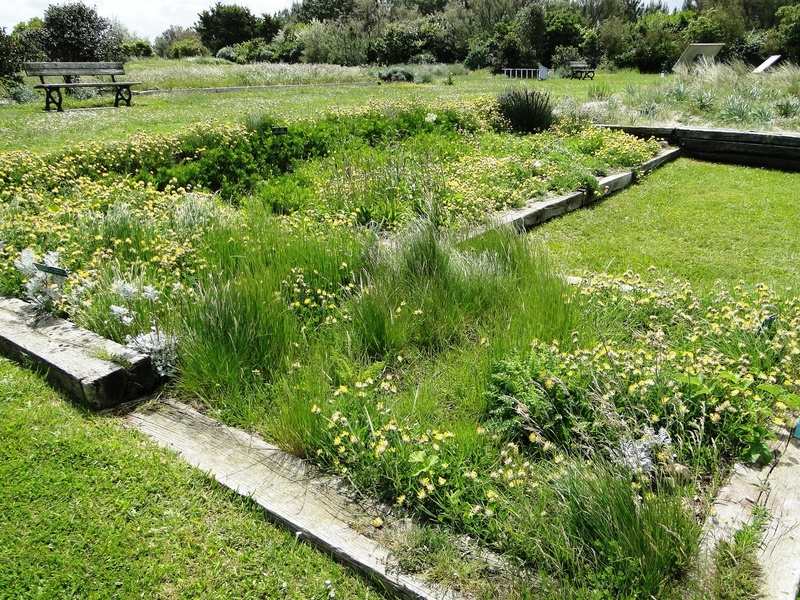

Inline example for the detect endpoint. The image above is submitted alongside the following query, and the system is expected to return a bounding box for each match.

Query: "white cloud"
[2,0,294,42]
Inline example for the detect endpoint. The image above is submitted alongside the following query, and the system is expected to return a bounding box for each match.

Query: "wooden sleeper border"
[17,135,800,597]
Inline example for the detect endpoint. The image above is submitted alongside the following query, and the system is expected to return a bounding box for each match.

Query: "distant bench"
[24,62,141,112]
[569,60,595,80]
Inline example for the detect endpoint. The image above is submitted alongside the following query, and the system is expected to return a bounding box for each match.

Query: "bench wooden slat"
[34,82,141,89]
[24,62,126,77]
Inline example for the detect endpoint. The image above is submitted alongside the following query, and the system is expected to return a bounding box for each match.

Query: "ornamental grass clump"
[496,88,554,134]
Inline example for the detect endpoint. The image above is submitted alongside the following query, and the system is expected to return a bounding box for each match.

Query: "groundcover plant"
[1,97,797,598]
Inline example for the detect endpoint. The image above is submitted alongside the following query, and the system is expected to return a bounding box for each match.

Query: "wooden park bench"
[24,62,141,112]
[569,60,595,80]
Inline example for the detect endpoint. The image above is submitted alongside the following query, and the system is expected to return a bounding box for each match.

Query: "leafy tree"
[623,0,644,21]
[741,0,795,29]
[376,21,425,64]
[578,0,638,25]
[154,25,197,58]
[419,14,464,62]
[464,36,496,70]
[294,0,356,23]
[490,21,522,72]
[0,27,24,91]
[260,14,285,42]
[36,2,121,62]
[11,18,46,62]
[268,24,305,63]
[516,2,547,65]
[581,27,604,66]
[400,0,449,15]
[195,3,260,54]
[776,3,800,63]
[599,16,633,65]
[544,5,584,64]
[467,0,529,36]
[683,10,726,43]
[623,10,688,72]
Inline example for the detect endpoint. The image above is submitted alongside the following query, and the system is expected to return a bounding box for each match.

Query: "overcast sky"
[3,0,685,43]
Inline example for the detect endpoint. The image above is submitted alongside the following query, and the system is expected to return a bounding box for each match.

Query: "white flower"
[111,279,138,301]
[425,112,437,122]
[612,427,672,476]
[14,248,38,278]
[141,285,160,302]
[42,251,61,268]
[15,248,66,308]
[110,304,135,327]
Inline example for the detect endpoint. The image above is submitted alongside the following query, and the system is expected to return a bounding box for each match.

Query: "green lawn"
[536,158,800,290]
[0,357,386,599]
[1,66,660,153]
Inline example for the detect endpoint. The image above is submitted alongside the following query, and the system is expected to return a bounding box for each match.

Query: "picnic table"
[569,60,595,80]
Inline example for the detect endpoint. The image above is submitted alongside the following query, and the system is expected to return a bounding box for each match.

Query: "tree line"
[2,0,800,91]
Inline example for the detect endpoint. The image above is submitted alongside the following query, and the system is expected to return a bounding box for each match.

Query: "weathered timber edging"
[488,147,681,232]
[602,125,800,172]
[125,400,466,600]
[702,434,800,599]
[0,297,156,408]
[137,81,380,96]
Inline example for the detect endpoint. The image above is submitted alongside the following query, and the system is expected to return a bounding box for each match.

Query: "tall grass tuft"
[176,212,369,423]
[347,221,577,361]
[500,462,700,598]
[497,88,554,133]
[128,59,372,90]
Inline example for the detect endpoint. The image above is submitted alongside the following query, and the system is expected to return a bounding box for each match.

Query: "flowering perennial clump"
[13,248,66,310]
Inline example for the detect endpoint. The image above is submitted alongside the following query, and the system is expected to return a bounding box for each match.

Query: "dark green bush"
[378,67,415,82]
[496,88,554,133]
[0,26,23,91]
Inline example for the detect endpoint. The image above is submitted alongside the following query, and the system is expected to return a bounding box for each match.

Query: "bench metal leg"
[44,87,63,112]
[114,86,132,107]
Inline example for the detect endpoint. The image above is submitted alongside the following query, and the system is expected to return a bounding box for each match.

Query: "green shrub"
[587,81,612,101]
[121,40,153,59]
[5,85,37,104]
[774,95,800,118]
[171,38,210,59]
[216,45,236,62]
[378,67,415,82]
[496,88,554,133]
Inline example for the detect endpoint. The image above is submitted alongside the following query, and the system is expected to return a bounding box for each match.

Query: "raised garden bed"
[2,101,799,598]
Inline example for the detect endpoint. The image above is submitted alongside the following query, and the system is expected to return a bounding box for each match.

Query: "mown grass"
[535,158,800,290]
[0,357,386,599]
[1,65,660,153]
